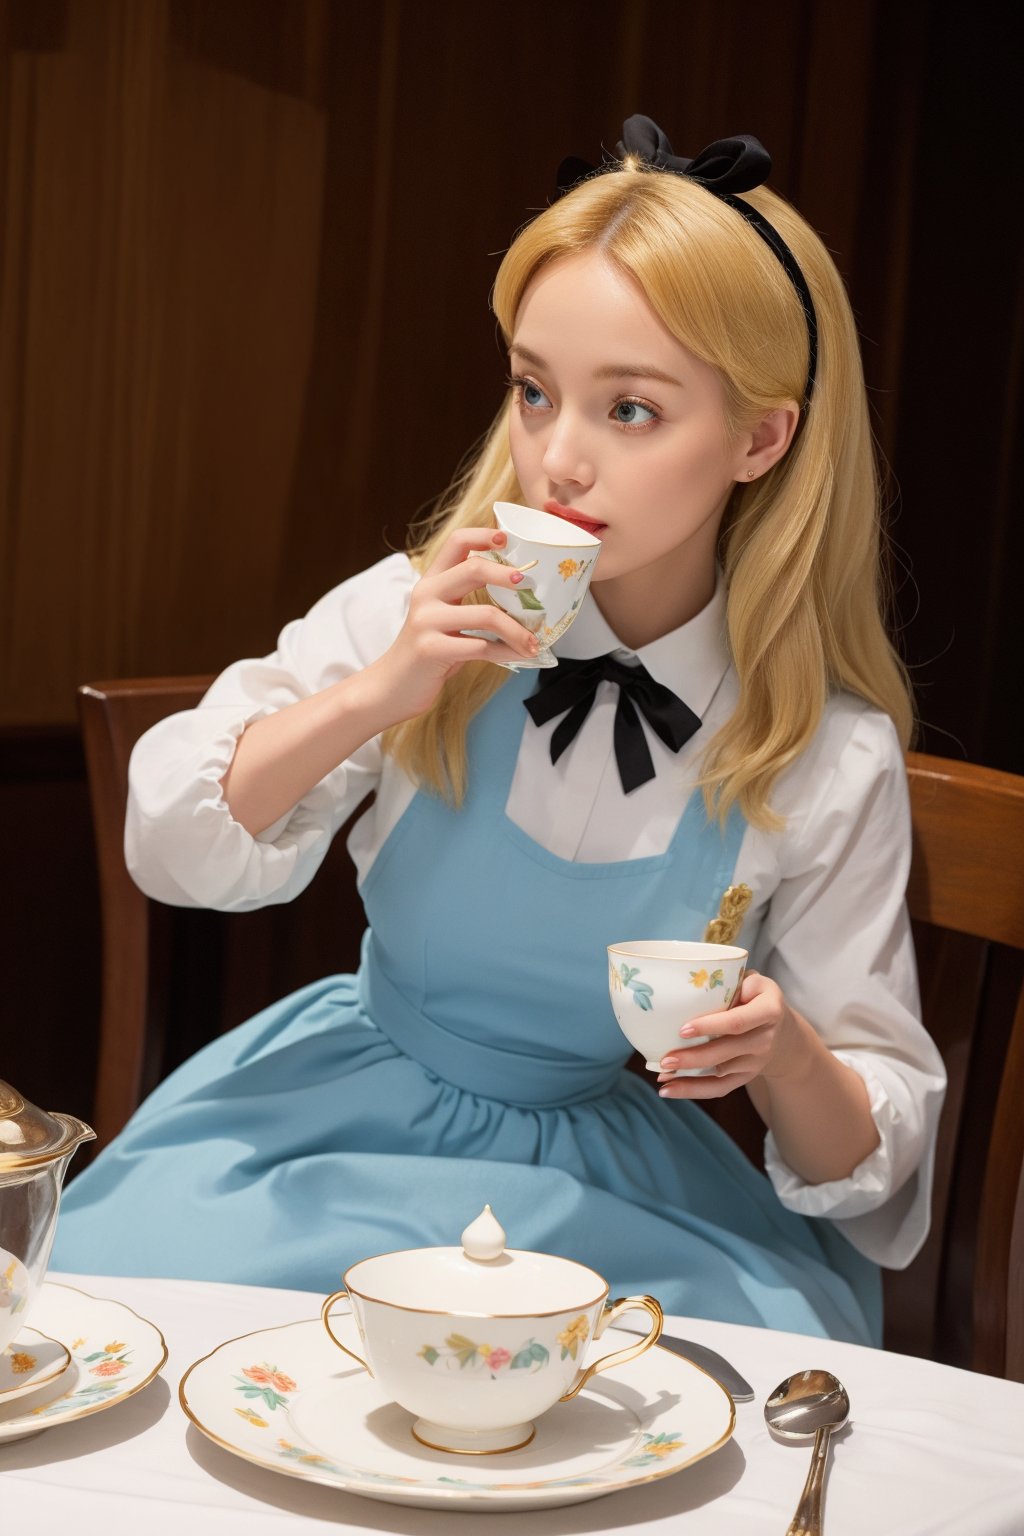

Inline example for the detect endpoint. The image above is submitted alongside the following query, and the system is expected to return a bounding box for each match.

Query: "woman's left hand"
[655,970,807,1098]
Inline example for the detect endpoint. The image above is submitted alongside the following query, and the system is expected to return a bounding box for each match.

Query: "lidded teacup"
[322,1205,663,1454]
[0,1080,95,1352]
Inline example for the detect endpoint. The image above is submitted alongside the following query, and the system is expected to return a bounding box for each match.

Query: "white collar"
[552,570,731,719]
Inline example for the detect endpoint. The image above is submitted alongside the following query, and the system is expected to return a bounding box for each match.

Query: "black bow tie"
[524,654,702,794]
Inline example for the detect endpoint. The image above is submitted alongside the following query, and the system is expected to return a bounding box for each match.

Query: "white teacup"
[608,941,748,1076]
[483,502,601,669]
[321,1207,662,1455]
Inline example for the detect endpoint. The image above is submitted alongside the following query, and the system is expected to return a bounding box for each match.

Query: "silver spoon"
[764,1370,850,1536]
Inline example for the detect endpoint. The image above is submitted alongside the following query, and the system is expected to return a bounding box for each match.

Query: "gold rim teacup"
[322,1244,662,1455]
[608,940,748,1077]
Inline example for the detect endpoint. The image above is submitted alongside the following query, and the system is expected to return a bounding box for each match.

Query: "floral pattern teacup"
[482,502,602,669]
[608,940,748,1076]
[322,1233,661,1455]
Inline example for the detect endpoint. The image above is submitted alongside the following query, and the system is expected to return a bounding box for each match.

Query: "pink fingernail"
[658,1087,671,1097]
[510,571,523,583]
[679,1026,698,1037]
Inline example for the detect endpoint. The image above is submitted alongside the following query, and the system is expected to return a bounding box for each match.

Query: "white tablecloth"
[2,1272,1022,1534]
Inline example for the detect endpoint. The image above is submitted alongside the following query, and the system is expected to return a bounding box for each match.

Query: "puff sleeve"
[745,701,947,1267]
[124,553,415,912]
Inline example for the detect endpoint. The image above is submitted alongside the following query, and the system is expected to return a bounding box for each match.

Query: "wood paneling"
[0,0,1019,774]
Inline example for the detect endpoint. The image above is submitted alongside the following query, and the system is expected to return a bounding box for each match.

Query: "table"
[2,1272,1022,1534]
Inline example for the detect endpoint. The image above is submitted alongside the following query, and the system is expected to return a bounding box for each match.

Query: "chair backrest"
[900,754,1024,1381]
[77,679,1024,1379]
[77,676,370,1153]
[78,678,216,1154]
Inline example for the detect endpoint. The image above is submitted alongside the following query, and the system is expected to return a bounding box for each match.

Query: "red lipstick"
[544,500,607,535]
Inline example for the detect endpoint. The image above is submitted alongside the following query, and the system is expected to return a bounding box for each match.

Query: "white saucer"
[0,1282,167,1443]
[0,1327,71,1403]
[180,1315,735,1512]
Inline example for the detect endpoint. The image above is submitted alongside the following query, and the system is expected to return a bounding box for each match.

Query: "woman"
[55,120,945,1345]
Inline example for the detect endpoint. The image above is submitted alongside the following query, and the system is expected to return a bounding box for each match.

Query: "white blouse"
[126,553,946,1270]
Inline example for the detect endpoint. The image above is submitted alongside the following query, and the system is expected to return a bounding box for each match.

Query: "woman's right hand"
[364,528,540,724]
[217,528,535,838]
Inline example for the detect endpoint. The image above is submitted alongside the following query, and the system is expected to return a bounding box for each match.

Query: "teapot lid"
[0,1081,95,1172]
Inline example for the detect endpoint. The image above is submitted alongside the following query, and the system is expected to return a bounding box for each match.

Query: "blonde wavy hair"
[385,160,913,828]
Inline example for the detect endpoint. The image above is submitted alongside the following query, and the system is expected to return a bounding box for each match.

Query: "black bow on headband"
[554,115,818,409]
[556,116,772,200]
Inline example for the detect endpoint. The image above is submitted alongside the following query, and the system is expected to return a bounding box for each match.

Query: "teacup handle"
[559,1294,664,1402]
[321,1288,372,1375]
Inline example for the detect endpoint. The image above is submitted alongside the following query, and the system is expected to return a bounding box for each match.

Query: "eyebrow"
[509,343,684,390]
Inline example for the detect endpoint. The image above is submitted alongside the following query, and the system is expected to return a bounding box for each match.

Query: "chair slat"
[77,679,213,1148]
[906,753,1024,948]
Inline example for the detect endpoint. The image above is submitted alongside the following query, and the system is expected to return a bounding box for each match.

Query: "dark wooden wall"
[1,0,1020,1125]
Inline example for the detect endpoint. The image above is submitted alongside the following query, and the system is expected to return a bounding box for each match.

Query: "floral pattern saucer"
[0,1327,71,1403]
[180,1313,735,1512]
[0,1282,167,1443]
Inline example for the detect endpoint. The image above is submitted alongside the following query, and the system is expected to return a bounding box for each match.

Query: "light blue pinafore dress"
[55,673,880,1344]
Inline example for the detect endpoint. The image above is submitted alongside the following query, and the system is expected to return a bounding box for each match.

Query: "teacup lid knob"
[461,1204,507,1262]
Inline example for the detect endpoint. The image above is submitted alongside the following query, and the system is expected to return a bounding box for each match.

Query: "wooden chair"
[77,676,370,1153]
[77,677,1024,1379]
[892,757,1024,1381]
[78,677,215,1153]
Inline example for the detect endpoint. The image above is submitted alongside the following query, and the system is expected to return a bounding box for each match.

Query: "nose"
[540,410,595,492]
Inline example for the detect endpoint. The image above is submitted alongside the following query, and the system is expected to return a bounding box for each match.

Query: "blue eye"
[507,375,552,412]
[613,400,657,426]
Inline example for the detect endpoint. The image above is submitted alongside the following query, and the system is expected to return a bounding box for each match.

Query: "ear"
[734,402,801,482]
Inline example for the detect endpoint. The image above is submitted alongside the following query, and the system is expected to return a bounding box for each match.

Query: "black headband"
[556,115,818,410]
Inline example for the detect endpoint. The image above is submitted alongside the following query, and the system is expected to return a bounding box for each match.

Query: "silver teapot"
[0,1080,94,1352]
